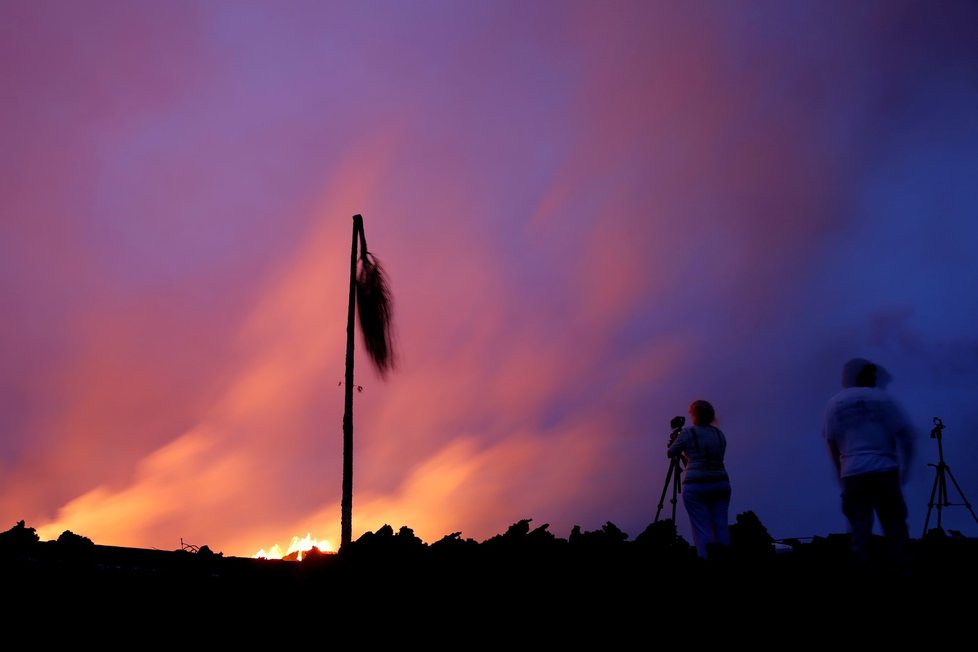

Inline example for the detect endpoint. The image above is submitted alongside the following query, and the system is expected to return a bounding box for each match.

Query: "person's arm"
[826,439,842,480]
[823,407,842,480]
[890,400,916,483]
[897,430,913,483]
[667,429,687,459]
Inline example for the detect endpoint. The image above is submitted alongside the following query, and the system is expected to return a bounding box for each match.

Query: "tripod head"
[668,415,685,445]
[931,416,945,439]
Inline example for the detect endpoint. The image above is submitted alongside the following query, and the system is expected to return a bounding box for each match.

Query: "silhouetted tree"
[0,520,39,552]
[56,529,94,555]
[729,510,776,563]
[568,521,629,548]
[634,518,691,552]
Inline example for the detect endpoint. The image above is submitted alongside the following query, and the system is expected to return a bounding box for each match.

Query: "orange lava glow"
[253,533,333,561]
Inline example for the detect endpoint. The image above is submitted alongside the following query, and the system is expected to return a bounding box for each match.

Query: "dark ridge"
[3,516,976,634]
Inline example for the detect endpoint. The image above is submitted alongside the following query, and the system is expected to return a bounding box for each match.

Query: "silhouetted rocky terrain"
[4,513,976,638]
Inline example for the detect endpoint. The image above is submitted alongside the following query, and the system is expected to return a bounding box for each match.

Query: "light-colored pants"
[682,480,732,558]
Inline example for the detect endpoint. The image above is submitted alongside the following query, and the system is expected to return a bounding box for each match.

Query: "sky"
[2,0,978,558]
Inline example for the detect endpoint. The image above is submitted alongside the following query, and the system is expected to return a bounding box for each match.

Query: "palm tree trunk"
[341,213,395,550]
[341,214,363,549]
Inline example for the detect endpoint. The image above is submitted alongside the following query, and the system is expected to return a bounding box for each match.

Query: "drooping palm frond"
[355,251,396,377]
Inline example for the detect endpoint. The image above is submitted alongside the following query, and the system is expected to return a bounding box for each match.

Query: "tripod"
[655,421,686,523]
[922,417,978,536]
[655,455,684,523]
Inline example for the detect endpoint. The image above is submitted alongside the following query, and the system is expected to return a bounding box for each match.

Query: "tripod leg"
[671,466,682,524]
[943,465,978,524]
[655,462,675,523]
[924,464,941,536]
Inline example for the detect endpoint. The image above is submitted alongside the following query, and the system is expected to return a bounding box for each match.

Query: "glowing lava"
[253,533,332,561]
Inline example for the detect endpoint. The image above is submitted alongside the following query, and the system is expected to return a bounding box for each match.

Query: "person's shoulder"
[863,386,899,403]
[824,388,851,409]
[830,386,880,401]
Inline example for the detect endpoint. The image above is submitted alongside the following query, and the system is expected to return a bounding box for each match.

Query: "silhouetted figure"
[822,358,916,572]
[667,399,732,559]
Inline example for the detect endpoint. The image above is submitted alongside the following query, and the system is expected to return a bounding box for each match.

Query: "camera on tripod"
[668,415,685,444]
[923,416,978,535]
[656,415,687,523]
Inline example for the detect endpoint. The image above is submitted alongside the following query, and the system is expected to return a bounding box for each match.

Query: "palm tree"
[341,214,396,548]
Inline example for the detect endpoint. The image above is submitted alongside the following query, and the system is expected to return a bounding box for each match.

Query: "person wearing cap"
[822,358,917,571]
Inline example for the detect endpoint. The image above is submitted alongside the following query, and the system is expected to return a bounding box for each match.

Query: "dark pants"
[840,469,910,567]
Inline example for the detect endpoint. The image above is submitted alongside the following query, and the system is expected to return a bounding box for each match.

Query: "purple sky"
[2,0,977,557]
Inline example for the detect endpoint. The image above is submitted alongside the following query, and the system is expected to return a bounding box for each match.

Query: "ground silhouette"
[3,514,976,638]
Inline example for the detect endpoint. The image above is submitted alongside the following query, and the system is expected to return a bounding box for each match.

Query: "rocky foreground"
[3,513,976,640]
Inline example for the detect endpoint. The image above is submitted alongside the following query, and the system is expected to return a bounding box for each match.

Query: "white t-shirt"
[822,386,916,479]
